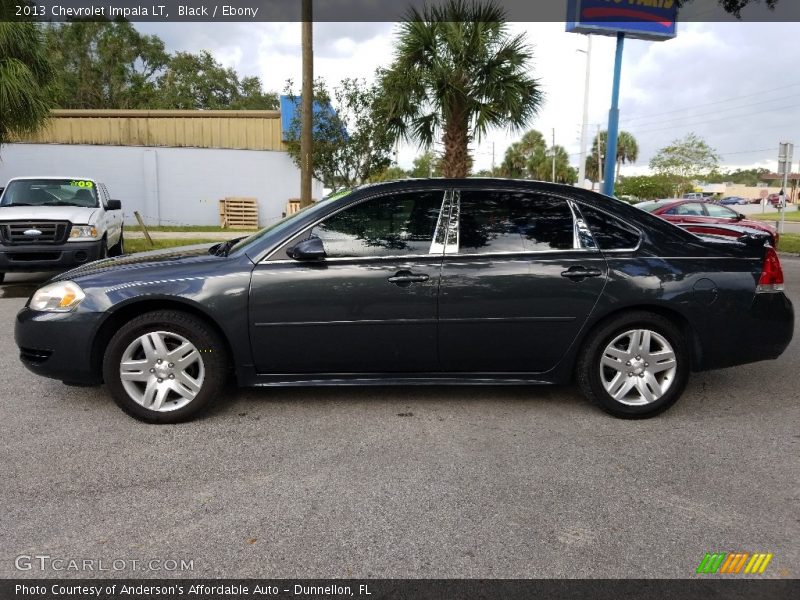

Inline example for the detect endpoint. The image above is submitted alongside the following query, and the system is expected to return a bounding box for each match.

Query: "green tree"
[499,130,547,178]
[409,151,442,178]
[649,133,720,196]
[0,6,55,148]
[43,21,276,110]
[615,131,639,181]
[44,20,168,109]
[381,0,543,178]
[675,0,779,18]
[615,175,675,201]
[584,130,638,182]
[285,77,394,191]
[368,165,409,183]
[704,167,770,186]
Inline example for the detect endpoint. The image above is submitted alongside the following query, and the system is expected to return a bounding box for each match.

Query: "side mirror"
[107,199,122,210]
[735,213,745,221]
[288,236,326,260]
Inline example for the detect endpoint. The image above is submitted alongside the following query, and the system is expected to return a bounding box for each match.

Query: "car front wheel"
[576,312,689,418]
[102,310,227,423]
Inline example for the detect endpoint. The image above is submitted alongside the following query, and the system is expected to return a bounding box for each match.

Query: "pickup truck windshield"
[0,179,99,208]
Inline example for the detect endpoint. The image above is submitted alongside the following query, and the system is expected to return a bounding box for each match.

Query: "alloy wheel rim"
[599,329,677,406]
[119,331,205,412]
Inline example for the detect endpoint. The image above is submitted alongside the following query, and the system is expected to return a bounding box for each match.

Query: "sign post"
[777,142,793,235]
[567,0,678,197]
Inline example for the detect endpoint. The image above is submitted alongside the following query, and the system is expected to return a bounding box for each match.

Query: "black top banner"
[2,0,799,23]
[3,579,800,600]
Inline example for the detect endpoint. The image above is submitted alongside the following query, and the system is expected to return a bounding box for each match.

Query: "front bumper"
[0,240,103,272]
[15,307,105,384]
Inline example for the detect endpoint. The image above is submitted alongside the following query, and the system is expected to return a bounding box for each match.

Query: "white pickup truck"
[0,177,124,284]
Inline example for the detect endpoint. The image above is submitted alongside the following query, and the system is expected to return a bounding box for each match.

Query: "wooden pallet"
[219,197,259,229]
[286,199,302,215]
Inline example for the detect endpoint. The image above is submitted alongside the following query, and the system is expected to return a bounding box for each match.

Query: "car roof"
[6,176,98,183]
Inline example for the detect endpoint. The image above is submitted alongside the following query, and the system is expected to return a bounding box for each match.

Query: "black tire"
[102,310,228,423]
[0,272,5,284]
[99,237,108,259]
[576,311,689,419]
[109,231,124,257]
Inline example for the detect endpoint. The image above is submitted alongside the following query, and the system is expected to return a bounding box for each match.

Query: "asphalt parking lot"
[1,260,798,580]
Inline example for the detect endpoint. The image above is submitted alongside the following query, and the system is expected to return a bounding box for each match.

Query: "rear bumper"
[0,241,103,272]
[698,292,794,370]
[14,307,104,384]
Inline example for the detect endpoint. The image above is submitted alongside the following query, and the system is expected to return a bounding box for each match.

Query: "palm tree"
[500,130,546,178]
[615,131,639,181]
[381,0,543,178]
[0,15,55,149]
[585,130,638,183]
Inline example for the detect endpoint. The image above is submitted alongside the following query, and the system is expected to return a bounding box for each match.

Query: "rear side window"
[578,204,641,250]
[457,190,574,254]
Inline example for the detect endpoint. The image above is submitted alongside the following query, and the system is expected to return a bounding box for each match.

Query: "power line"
[620,92,800,131]
[620,82,800,125]
[626,101,800,136]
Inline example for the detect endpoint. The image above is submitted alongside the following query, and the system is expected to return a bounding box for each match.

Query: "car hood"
[52,242,223,282]
[0,205,98,223]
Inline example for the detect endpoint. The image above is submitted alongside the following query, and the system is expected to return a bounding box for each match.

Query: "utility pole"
[596,123,603,192]
[300,0,313,207]
[552,128,556,183]
[577,35,592,188]
[491,141,495,175]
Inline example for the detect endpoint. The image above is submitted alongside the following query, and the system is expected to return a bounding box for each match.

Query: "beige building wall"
[13,109,285,152]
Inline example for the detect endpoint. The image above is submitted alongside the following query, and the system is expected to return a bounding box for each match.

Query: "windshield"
[0,179,99,208]
[635,201,664,213]
[228,189,354,255]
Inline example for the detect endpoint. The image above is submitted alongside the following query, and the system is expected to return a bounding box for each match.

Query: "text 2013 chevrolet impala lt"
[14,180,793,423]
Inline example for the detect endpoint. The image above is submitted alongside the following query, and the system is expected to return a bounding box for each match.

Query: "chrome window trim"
[572,200,643,253]
[446,188,594,256]
[429,190,453,255]
[259,188,449,263]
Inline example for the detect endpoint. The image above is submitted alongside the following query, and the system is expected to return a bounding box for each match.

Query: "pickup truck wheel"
[98,237,108,259]
[102,310,227,423]
[109,232,124,257]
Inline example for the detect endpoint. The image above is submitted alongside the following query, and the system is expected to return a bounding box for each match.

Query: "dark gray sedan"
[14,179,793,422]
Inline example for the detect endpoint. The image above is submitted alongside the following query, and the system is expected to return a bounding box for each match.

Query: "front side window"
[456,190,574,254]
[311,191,444,258]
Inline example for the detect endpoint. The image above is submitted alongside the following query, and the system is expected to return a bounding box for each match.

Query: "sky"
[138,15,800,181]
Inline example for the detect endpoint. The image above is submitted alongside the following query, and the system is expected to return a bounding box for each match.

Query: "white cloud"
[139,20,799,177]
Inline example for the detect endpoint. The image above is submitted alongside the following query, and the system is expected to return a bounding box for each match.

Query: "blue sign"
[566,0,677,41]
[280,95,344,142]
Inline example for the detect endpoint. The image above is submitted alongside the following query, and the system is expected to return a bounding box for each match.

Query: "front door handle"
[561,266,603,281]
[388,270,430,286]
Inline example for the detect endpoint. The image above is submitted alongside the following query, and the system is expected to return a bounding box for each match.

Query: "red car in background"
[636,199,779,244]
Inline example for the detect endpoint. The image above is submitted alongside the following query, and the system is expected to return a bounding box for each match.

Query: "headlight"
[29,281,86,312]
[69,225,98,240]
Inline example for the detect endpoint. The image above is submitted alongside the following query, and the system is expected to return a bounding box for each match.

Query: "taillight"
[757,246,784,293]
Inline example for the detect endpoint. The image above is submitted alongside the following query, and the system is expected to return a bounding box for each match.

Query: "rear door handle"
[561,266,603,280]
[388,270,430,286]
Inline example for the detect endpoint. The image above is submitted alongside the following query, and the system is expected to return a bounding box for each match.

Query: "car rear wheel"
[576,311,689,418]
[103,310,227,423]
